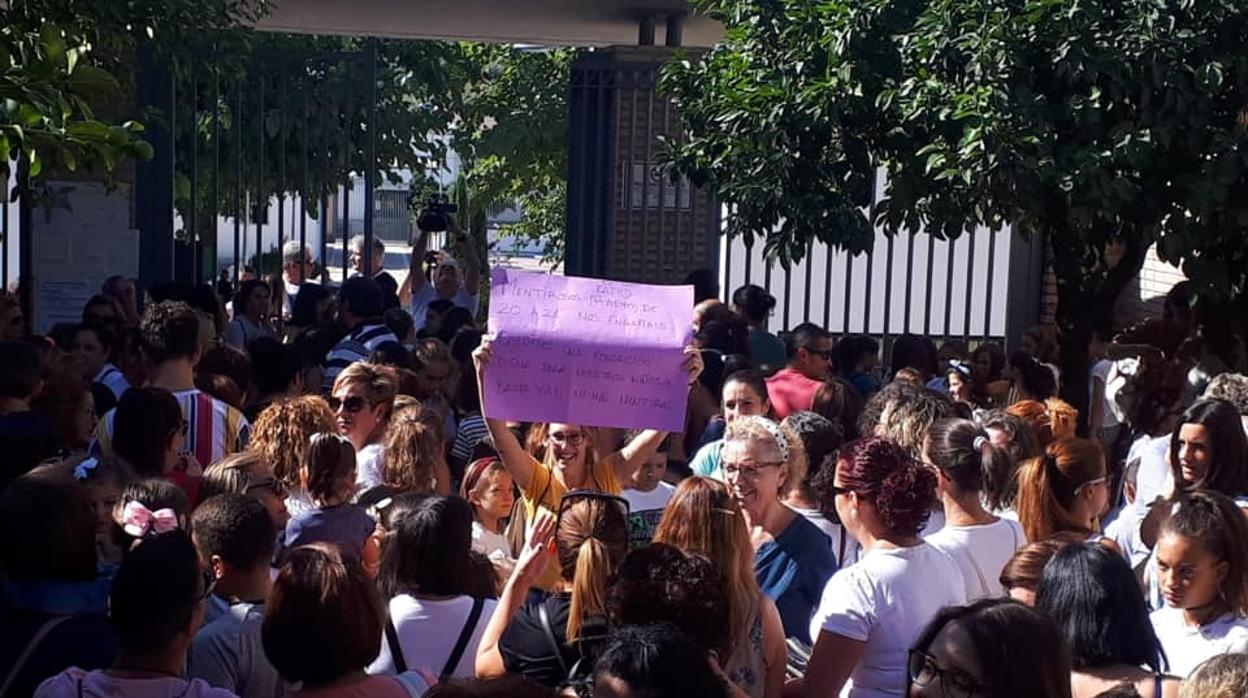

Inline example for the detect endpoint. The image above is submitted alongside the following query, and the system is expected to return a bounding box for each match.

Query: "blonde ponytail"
[567,537,611,641]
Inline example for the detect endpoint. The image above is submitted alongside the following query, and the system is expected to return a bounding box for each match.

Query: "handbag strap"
[1,615,71,697]
[538,600,570,677]
[385,614,408,675]
[439,597,485,679]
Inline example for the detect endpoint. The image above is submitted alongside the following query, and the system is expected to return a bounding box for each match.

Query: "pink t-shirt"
[35,669,237,698]
[765,367,822,418]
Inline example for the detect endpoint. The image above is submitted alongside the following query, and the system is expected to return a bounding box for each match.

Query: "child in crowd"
[0,340,56,489]
[1150,490,1248,676]
[188,494,285,698]
[69,454,134,567]
[34,530,233,698]
[460,457,516,585]
[113,479,190,554]
[282,433,379,567]
[620,431,676,548]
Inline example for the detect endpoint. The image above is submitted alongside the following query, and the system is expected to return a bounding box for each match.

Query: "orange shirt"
[765,367,822,418]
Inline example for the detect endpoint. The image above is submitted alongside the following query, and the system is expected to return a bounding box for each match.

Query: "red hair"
[835,437,936,537]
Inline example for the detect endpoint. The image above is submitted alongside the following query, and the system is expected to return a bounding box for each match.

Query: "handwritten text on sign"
[484,269,693,431]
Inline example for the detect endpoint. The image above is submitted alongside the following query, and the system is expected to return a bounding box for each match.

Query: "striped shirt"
[92,388,251,469]
[93,363,131,400]
[322,323,399,391]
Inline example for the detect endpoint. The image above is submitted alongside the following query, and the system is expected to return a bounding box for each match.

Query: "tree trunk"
[1051,231,1150,436]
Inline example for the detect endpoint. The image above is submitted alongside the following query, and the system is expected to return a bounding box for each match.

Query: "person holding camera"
[403,204,481,332]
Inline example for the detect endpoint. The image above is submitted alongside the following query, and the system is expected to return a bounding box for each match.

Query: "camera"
[416,194,458,233]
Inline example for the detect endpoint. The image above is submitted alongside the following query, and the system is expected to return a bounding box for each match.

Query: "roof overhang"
[254,0,724,48]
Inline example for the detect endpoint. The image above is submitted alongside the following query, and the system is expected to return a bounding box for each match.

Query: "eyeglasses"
[243,474,287,499]
[722,462,781,480]
[328,395,369,413]
[548,430,586,446]
[1075,476,1108,495]
[556,490,630,533]
[908,648,986,697]
[827,484,855,498]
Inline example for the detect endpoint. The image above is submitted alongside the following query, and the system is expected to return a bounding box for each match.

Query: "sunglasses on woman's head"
[327,395,369,413]
[555,490,631,531]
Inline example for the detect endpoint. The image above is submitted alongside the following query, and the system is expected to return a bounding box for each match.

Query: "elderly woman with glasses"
[472,337,702,595]
[789,437,968,698]
[721,415,836,645]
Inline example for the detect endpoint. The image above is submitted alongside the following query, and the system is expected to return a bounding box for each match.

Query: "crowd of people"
[2,243,1248,698]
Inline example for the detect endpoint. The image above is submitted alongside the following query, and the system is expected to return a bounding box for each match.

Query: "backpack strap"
[385,614,408,674]
[0,615,71,697]
[537,600,570,677]
[439,597,485,679]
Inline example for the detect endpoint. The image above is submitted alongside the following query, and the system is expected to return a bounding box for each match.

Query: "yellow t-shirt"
[522,450,625,591]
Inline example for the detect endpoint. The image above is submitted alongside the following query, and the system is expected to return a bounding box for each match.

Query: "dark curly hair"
[139,301,203,364]
[608,542,731,657]
[814,437,936,537]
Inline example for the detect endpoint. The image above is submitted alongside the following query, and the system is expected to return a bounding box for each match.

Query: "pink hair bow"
[121,501,179,538]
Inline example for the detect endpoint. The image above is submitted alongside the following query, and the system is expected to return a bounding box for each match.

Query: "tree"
[663,0,1248,429]
[1,1,268,193]
[449,44,571,267]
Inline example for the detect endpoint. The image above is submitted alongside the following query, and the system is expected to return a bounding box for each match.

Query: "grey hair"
[282,240,309,265]
[349,234,385,254]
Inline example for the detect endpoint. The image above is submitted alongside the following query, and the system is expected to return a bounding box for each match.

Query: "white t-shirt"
[789,505,861,567]
[410,283,479,331]
[356,442,385,491]
[368,594,498,678]
[1150,606,1248,677]
[622,482,676,513]
[623,482,676,547]
[811,543,968,698]
[1133,434,1173,508]
[472,521,513,563]
[924,518,1027,600]
[1090,359,1122,428]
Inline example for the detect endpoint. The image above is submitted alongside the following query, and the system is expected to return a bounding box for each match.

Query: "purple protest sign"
[483,269,693,431]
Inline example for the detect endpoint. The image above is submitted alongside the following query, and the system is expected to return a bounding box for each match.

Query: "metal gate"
[134,37,384,287]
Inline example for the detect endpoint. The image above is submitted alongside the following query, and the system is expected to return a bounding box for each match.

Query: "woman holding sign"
[473,337,703,594]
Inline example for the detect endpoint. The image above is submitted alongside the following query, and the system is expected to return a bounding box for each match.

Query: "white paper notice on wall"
[32,182,139,333]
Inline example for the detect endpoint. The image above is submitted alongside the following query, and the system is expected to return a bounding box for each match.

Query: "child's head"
[302,433,357,505]
[0,340,43,401]
[382,405,445,493]
[623,429,669,492]
[200,451,289,531]
[1156,490,1248,617]
[460,457,515,522]
[191,493,276,583]
[70,454,135,534]
[114,479,191,552]
[110,529,209,656]
[113,387,185,477]
[412,338,454,398]
[378,495,476,599]
[0,469,98,583]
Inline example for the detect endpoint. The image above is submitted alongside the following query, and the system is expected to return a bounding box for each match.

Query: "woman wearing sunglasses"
[1015,437,1111,544]
[906,599,1072,698]
[477,492,630,689]
[473,337,702,593]
[721,415,836,645]
[792,437,967,698]
[329,362,397,492]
